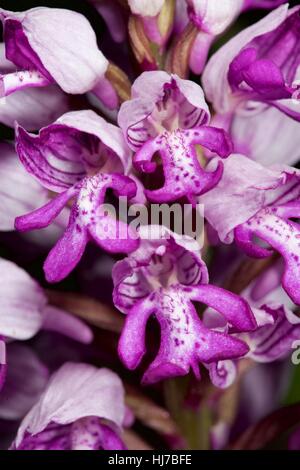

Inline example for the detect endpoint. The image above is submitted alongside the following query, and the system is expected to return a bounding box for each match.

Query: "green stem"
[164,377,211,450]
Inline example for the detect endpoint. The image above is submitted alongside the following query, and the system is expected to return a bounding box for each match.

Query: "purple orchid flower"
[112,225,256,384]
[202,5,300,164]
[0,257,93,392]
[0,344,49,421]
[118,71,233,205]
[14,110,139,283]
[204,303,300,389]
[11,363,127,450]
[200,154,300,305]
[0,7,118,109]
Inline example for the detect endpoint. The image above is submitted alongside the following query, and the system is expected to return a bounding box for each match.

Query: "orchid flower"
[118,71,233,205]
[200,154,300,305]
[112,225,256,384]
[0,257,93,392]
[14,110,139,283]
[0,344,49,421]
[0,7,118,109]
[11,363,127,450]
[203,257,299,389]
[202,5,300,164]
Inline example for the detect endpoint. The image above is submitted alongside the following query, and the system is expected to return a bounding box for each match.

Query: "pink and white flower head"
[200,154,300,305]
[11,363,127,450]
[118,71,233,205]
[0,7,108,96]
[202,5,300,164]
[14,110,139,283]
[112,225,256,384]
[0,257,93,392]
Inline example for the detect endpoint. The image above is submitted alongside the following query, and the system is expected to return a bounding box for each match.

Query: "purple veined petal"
[42,305,93,344]
[202,4,289,113]
[15,187,77,232]
[15,363,126,448]
[0,258,46,340]
[248,305,300,362]
[56,110,131,174]
[141,286,249,384]
[70,418,126,450]
[0,344,49,421]
[43,205,88,283]
[16,110,130,192]
[118,296,155,370]
[0,85,70,131]
[15,124,86,193]
[128,0,165,17]
[118,71,210,150]
[0,142,48,231]
[113,225,208,314]
[0,338,6,392]
[0,69,51,97]
[206,360,237,389]
[112,258,152,314]
[0,8,109,94]
[235,206,300,304]
[187,284,257,331]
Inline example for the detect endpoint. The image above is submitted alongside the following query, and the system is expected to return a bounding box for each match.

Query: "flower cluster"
[0,1,300,452]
